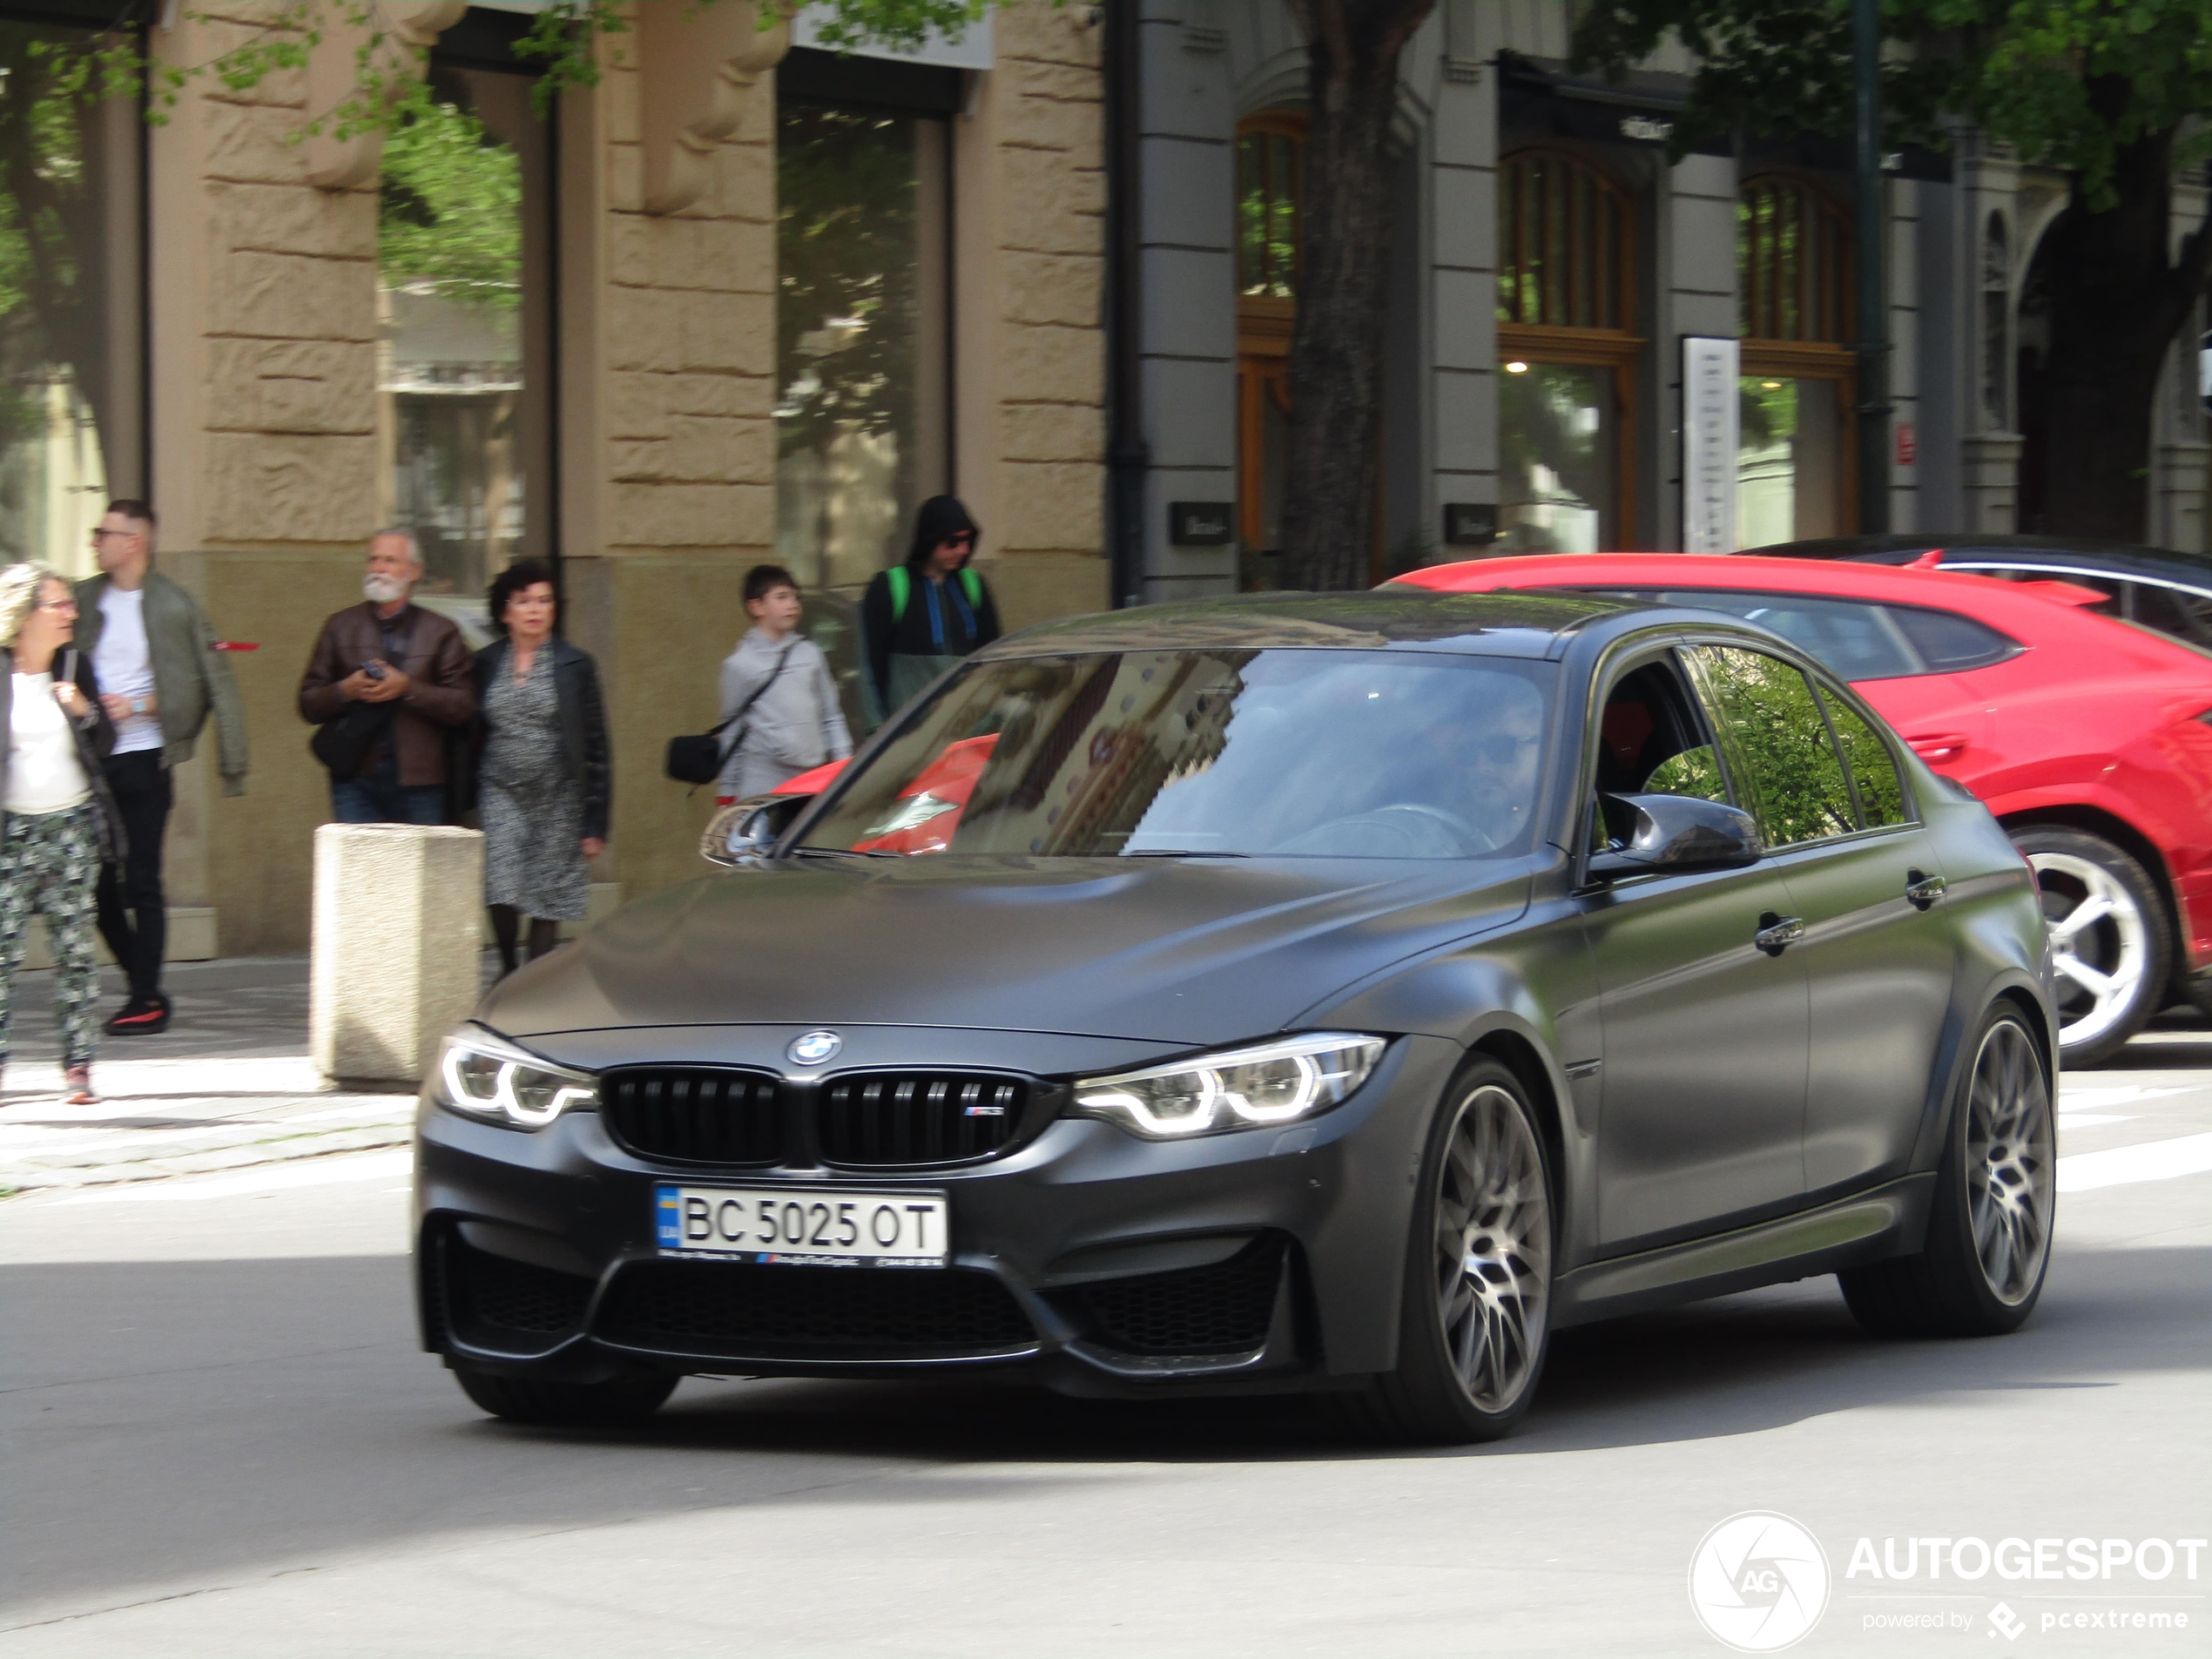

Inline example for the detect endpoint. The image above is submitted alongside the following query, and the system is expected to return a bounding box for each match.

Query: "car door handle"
[1754,913,1805,954]
[1906,732,1970,762]
[1905,870,1948,910]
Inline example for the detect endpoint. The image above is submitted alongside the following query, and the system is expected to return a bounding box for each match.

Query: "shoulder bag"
[665,641,794,786]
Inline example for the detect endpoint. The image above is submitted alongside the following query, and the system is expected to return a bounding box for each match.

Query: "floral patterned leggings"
[0,802,103,1071]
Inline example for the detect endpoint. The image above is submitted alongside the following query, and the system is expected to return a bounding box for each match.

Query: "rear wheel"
[1839,1004,2054,1338]
[2011,826,2170,1066]
[1354,1060,1554,1443]
[452,1363,677,1426]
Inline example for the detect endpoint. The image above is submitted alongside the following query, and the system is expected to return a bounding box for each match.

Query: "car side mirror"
[700,793,812,868]
[1587,792,1764,880]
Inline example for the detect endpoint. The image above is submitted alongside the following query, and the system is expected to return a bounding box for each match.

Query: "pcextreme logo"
[1689,1511,1832,1652]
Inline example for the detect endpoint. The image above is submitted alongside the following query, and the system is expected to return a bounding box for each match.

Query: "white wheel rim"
[2028,851,2148,1050]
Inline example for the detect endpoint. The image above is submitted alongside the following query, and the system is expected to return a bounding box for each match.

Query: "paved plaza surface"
[1,1010,2206,1656]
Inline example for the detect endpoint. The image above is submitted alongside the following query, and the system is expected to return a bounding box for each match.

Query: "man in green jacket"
[71,500,250,1035]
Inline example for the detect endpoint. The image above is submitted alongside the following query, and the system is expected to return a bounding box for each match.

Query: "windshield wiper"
[1116,848,1251,858]
[792,845,902,860]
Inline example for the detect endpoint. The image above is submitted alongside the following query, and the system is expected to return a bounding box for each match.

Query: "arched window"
[1981,212,2010,431]
[1238,117,1301,300]
[1738,175,1851,344]
[1494,148,1640,551]
[1734,172,1856,546]
[1235,112,1305,573]
[1498,149,1632,331]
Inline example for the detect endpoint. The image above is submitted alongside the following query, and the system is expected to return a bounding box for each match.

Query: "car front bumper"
[413,1027,1460,1399]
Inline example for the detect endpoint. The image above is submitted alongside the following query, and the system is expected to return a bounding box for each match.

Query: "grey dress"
[480,649,587,921]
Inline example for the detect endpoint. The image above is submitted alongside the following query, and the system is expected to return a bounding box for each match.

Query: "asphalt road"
[3,1016,2208,1657]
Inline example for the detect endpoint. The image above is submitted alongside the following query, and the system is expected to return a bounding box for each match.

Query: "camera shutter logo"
[1688,1511,1831,1651]
[787,1031,842,1066]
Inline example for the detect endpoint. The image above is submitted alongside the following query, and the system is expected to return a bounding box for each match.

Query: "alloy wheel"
[1433,1084,1551,1413]
[2029,851,2148,1051]
[1964,1019,2054,1306]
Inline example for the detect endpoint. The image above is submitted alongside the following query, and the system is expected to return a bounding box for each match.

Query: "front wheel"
[1354,1060,1554,1443]
[2013,826,2169,1066]
[452,1362,678,1426]
[1838,1004,2054,1338]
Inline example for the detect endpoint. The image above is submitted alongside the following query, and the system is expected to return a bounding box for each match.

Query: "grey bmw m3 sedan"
[415,591,2058,1442]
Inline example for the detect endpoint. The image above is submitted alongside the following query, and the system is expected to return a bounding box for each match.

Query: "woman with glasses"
[0,563,120,1104]
[860,496,1002,724]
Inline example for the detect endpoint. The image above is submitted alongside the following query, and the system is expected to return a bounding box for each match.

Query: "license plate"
[654,1184,948,1268]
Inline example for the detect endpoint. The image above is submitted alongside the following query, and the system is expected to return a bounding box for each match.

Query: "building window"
[1235,113,1303,570]
[1734,172,1854,547]
[379,46,554,603]
[775,98,950,599]
[0,17,145,579]
[1496,148,1638,552]
[1981,212,2009,431]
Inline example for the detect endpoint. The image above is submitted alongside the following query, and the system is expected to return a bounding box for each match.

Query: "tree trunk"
[2033,96,2212,542]
[1279,0,1435,590]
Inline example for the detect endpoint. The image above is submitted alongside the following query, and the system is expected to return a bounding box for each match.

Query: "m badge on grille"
[787,1030,843,1066]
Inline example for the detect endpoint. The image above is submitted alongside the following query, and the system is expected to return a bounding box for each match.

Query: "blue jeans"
[331,750,446,826]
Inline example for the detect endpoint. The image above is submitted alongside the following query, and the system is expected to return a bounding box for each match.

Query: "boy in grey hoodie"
[716,565,853,801]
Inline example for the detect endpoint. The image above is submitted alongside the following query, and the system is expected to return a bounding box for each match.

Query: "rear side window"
[1886,605,2018,671]
[1587,589,2019,679]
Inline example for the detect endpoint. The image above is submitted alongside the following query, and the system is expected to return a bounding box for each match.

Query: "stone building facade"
[0,0,1108,955]
[1128,0,2208,600]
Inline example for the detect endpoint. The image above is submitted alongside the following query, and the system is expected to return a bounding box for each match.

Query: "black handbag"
[665,643,792,786]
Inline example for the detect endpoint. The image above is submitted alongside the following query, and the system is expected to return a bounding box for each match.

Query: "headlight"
[435,1027,597,1130]
[1072,1033,1386,1140]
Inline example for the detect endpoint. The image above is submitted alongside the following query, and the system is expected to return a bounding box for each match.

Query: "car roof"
[1392,551,2077,616]
[1749,533,2212,591]
[979,589,1669,661]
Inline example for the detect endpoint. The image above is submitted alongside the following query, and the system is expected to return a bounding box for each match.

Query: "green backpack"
[886,563,982,623]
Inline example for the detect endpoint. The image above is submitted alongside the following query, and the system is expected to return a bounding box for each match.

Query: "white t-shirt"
[94,585,162,757]
[6,671,91,815]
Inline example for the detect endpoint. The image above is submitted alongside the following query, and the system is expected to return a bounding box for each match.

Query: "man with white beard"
[297,529,476,824]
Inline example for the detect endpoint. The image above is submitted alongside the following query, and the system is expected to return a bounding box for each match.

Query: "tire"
[452,1362,678,1426]
[2012,826,2170,1067]
[1353,1059,1555,1443]
[1839,1004,2054,1339]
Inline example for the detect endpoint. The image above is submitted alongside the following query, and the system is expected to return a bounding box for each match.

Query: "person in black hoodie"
[860,496,1001,723]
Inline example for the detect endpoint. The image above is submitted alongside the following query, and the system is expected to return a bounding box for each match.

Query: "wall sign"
[1681,336,1740,553]
[1894,421,1918,467]
[1442,502,1498,547]
[1169,502,1235,546]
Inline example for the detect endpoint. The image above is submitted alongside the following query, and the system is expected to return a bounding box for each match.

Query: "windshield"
[796,649,1557,860]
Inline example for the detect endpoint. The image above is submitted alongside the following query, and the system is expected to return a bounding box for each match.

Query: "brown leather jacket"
[297,603,477,785]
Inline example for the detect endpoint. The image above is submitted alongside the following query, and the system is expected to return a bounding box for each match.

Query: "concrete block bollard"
[311,824,485,1088]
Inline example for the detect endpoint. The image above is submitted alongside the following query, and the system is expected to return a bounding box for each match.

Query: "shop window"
[1735,173,1854,546]
[1235,113,1303,571]
[379,49,554,602]
[0,18,145,578]
[1981,212,2009,431]
[1496,148,1638,552]
[775,101,950,598]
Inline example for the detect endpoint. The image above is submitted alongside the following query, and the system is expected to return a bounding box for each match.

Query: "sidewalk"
[0,956,442,1195]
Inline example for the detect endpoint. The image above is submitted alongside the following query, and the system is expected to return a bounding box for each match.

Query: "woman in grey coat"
[716,564,853,800]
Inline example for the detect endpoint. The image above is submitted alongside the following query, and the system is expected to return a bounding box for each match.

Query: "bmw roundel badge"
[787,1030,843,1066]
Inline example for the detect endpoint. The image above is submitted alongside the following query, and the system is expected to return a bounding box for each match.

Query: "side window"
[1686,645,1856,847]
[1816,685,1908,827]
[1884,605,2019,671]
[1588,655,1730,850]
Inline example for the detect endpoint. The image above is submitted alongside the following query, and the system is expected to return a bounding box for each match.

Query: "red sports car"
[1393,553,2212,1063]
